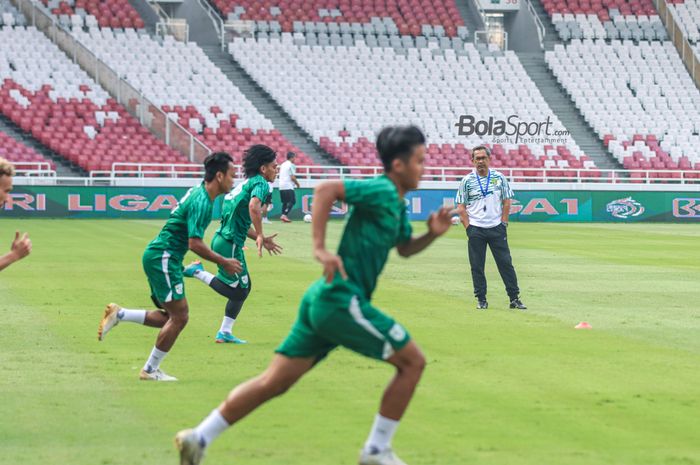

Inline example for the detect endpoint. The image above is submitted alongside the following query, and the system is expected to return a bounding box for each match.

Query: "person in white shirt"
[455,146,526,311]
[278,152,300,223]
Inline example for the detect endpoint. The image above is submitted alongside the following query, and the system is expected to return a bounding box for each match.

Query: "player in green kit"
[97,152,243,381]
[182,145,282,344]
[175,126,455,465]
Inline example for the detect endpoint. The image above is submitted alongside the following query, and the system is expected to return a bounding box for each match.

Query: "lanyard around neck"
[476,170,491,198]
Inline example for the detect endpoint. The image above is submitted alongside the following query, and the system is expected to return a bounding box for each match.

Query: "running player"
[175,126,454,465]
[97,152,242,381]
[0,158,32,272]
[183,145,282,345]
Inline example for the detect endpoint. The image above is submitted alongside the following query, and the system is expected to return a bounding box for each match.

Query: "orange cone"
[575,322,592,329]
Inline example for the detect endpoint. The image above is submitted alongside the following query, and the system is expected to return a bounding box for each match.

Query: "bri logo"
[606,197,645,219]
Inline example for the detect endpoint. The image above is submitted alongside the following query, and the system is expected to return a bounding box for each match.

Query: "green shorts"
[142,247,185,305]
[211,232,250,288]
[276,279,411,362]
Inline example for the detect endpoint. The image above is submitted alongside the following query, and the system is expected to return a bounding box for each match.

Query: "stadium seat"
[546,40,700,169]
[0,130,55,171]
[40,0,145,29]
[70,29,315,165]
[229,36,597,170]
[209,0,464,37]
[0,25,186,173]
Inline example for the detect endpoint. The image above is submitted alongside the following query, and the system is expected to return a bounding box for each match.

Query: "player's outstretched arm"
[396,207,455,258]
[0,231,32,272]
[188,237,242,276]
[312,181,347,282]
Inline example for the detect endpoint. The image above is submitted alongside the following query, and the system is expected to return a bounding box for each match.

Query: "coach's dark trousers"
[280,189,296,215]
[467,223,520,300]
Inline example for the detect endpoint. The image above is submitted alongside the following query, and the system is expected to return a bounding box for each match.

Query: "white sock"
[143,346,168,373]
[219,316,235,334]
[117,308,146,324]
[194,409,230,447]
[193,269,215,285]
[364,414,400,453]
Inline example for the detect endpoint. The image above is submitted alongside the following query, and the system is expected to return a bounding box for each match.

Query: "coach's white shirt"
[455,169,514,228]
[279,160,296,190]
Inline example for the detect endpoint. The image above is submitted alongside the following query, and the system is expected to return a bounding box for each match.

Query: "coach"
[455,146,526,310]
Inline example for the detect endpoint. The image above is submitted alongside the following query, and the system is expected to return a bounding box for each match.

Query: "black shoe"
[509,298,527,310]
[477,299,488,310]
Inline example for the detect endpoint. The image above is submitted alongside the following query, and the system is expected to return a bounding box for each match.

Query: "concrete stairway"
[166,0,335,164]
[455,0,485,35]
[127,0,159,32]
[0,114,86,176]
[516,51,622,169]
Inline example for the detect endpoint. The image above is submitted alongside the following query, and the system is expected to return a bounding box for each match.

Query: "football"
[303,214,312,223]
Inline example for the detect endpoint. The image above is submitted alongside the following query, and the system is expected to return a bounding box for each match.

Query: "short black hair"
[243,144,277,178]
[286,151,296,160]
[203,151,233,182]
[375,125,426,172]
[471,145,491,159]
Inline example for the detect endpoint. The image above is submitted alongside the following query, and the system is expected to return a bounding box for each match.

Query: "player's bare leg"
[360,341,426,465]
[98,298,189,381]
[98,303,170,340]
[175,355,315,465]
[137,298,189,381]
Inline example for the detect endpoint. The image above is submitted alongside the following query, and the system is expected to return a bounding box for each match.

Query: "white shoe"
[262,217,271,224]
[359,448,408,465]
[139,368,178,381]
[175,429,205,465]
[98,303,121,341]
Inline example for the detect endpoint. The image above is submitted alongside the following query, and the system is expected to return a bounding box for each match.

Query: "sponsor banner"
[2,186,699,222]
[1,186,224,219]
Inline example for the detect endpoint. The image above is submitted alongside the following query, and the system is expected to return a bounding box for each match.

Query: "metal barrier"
[11,162,56,177]
[156,19,189,42]
[195,0,225,50]
[10,0,212,163]
[475,30,509,51]
[526,0,546,49]
[92,163,700,184]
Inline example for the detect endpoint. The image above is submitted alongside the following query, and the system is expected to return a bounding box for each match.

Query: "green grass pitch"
[1,219,699,465]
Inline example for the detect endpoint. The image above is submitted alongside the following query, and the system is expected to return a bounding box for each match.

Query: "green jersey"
[339,175,412,300]
[218,174,270,245]
[147,182,214,260]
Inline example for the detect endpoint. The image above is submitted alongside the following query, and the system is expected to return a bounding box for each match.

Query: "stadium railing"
[195,0,225,49]
[10,0,213,164]
[12,162,56,177]
[526,0,546,49]
[84,163,700,184]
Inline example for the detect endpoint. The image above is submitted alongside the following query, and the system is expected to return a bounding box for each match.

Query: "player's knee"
[406,351,428,380]
[170,311,189,329]
[414,351,427,374]
[402,348,427,377]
